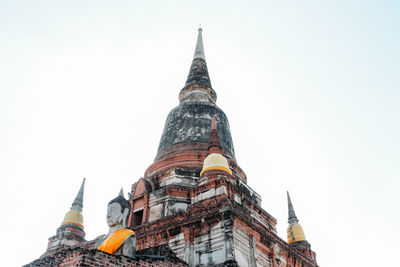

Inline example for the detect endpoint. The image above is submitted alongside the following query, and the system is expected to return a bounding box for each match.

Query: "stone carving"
[96,189,136,258]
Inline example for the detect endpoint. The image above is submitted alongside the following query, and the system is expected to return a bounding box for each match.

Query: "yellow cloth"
[97,229,135,254]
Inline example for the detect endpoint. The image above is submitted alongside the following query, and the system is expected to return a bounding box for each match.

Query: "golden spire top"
[61,178,86,228]
[286,191,306,244]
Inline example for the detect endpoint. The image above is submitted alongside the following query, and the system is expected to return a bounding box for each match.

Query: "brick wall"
[26,247,187,267]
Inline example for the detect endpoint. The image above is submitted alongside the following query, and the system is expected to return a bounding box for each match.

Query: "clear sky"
[1,1,399,266]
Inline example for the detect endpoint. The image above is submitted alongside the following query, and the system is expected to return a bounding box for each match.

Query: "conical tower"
[286,191,310,248]
[61,178,85,227]
[146,27,246,183]
[43,179,86,257]
[126,28,317,267]
[179,27,216,102]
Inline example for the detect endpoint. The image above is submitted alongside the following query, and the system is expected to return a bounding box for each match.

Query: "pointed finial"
[208,116,222,154]
[193,26,205,60]
[287,191,299,224]
[71,178,86,212]
[119,187,124,198]
[179,27,216,102]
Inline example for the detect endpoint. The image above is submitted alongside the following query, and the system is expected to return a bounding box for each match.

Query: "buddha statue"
[96,189,136,258]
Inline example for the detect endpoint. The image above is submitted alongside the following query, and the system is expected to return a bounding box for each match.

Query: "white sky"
[1,1,399,266]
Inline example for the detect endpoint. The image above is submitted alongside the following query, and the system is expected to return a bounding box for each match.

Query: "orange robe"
[97,229,135,254]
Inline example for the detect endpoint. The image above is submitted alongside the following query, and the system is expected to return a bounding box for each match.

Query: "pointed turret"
[61,178,86,228]
[208,116,223,155]
[286,192,307,246]
[179,27,217,103]
[44,179,86,256]
[119,187,124,198]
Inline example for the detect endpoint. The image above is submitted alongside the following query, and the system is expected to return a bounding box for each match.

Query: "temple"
[27,28,318,267]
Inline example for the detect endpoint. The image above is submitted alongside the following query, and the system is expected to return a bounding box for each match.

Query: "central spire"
[153,27,236,167]
[193,27,206,60]
[179,27,216,103]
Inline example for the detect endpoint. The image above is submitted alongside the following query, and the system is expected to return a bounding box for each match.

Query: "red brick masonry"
[25,247,188,267]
